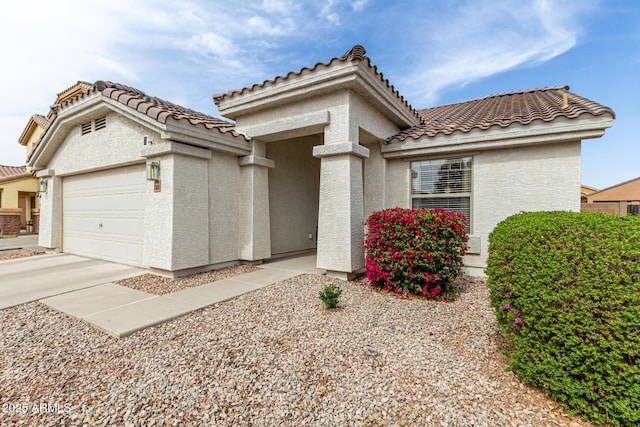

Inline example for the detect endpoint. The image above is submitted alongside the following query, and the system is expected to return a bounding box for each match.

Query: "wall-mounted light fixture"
[146,161,160,181]
[36,178,48,197]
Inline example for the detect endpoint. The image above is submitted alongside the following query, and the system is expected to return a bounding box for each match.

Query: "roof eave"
[216,60,420,128]
[381,115,614,159]
[0,173,32,184]
[163,117,251,156]
[28,94,251,169]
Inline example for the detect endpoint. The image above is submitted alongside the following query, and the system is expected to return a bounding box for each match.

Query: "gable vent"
[81,122,92,135]
[95,116,106,131]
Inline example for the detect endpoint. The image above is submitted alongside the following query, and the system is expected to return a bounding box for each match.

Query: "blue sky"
[1,0,637,189]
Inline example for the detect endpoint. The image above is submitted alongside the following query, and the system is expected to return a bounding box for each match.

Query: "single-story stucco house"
[27,45,614,278]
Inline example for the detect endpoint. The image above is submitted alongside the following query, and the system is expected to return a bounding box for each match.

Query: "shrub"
[319,284,342,309]
[487,211,640,426]
[364,207,468,298]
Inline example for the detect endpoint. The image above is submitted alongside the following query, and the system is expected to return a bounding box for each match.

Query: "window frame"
[409,156,473,234]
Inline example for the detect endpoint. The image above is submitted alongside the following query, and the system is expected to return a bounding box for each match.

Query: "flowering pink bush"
[364,208,468,298]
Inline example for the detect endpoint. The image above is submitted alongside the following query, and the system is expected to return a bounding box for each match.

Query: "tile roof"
[388,86,615,143]
[31,114,49,129]
[213,45,419,119]
[92,81,242,138]
[18,114,50,146]
[0,165,28,178]
[29,81,245,162]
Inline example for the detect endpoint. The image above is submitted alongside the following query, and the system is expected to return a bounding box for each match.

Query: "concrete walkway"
[0,254,142,309]
[40,253,322,338]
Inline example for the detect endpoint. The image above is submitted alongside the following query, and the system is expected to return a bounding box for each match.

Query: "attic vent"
[95,116,106,131]
[81,122,92,135]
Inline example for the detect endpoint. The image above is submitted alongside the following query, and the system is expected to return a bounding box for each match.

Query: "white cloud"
[320,0,341,25]
[351,0,370,12]
[184,32,238,58]
[397,0,588,105]
[247,15,287,36]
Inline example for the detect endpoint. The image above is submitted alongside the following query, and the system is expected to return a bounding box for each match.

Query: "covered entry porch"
[215,46,421,279]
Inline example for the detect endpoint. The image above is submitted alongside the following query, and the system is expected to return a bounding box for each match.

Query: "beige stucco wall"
[25,125,45,158]
[267,134,321,255]
[470,141,581,268]
[47,112,156,176]
[208,152,242,264]
[363,142,386,218]
[36,174,62,249]
[0,177,38,209]
[39,112,157,252]
[382,141,582,271]
[39,108,245,273]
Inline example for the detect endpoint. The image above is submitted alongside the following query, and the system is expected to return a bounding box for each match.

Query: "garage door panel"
[63,165,146,266]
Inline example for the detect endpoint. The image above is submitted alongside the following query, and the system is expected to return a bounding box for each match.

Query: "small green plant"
[319,284,342,309]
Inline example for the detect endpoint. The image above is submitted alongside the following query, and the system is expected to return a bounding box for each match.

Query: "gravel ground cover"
[0,248,45,262]
[0,271,595,427]
[115,265,261,295]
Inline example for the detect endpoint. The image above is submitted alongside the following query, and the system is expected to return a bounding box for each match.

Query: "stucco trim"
[238,155,275,169]
[218,61,420,128]
[141,141,212,160]
[381,116,614,159]
[313,142,370,159]
[36,169,55,178]
[28,94,251,169]
[241,110,330,142]
[0,173,32,184]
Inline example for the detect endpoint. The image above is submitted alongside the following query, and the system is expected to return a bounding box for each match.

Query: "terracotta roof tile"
[388,86,615,143]
[93,81,243,138]
[31,114,49,129]
[0,165,28,178]
[18,114,50,146]
[29,81,247,162]
[213,45,420,120]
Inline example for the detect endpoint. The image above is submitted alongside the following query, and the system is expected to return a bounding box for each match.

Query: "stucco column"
[35,170,61,251]
[142,142,211,274]
[313,142,370,280]
[238,141,274,262]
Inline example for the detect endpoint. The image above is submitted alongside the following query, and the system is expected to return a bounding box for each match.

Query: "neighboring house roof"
[388,86,616,143]
[18,114,49,146]
[587,176,640,198]
[31,114,49,129]
[214,45,420,121]
[0,165,28,179]
[581,184,599,194]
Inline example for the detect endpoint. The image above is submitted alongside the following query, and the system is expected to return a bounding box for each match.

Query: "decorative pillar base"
[0,208,22,238]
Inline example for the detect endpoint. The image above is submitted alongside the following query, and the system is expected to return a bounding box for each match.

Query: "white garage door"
[63,165,146,266]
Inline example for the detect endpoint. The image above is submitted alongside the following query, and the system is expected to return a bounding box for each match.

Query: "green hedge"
[486,211,640,426]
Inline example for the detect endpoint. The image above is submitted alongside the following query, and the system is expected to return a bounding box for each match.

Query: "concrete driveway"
[0,234,39,250]
[0,254,142,309]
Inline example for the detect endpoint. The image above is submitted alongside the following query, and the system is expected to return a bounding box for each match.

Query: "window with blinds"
[411,157,472,232]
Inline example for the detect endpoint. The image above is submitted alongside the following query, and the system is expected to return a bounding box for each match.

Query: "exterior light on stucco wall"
[36,178,48,197]
[146,161,160,181]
